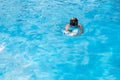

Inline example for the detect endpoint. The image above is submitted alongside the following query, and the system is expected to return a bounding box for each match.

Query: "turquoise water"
[0,0,120,80]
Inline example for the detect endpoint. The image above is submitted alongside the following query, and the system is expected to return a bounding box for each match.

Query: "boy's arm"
[65,24,70,31]
[78,24,83,34]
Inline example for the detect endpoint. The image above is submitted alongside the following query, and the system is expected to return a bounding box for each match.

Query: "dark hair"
[70,18,78,26]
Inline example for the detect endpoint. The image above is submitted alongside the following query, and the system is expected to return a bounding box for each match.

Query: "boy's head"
[70,18,78,26]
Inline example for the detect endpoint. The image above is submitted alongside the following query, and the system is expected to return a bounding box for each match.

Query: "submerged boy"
[64,17,83,36]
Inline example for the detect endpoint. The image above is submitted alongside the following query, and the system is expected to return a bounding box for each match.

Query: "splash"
[0,44,5,52]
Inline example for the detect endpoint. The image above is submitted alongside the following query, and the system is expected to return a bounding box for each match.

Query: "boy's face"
[70,20,78,26]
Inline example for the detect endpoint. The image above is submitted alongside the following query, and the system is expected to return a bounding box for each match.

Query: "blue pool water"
[0,0,120,80]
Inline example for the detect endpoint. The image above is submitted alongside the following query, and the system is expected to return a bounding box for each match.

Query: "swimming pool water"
[0,0,120,80]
